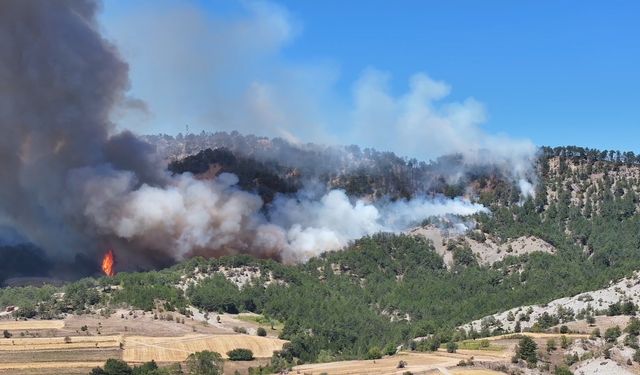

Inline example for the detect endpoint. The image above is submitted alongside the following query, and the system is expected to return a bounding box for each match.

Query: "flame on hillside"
[101,249,115,277]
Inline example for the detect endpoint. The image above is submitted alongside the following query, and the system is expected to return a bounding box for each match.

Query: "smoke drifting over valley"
[0,0,534,275]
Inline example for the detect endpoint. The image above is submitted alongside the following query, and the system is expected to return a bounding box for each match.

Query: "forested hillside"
[149,131,513,200]
[4,145,640,370]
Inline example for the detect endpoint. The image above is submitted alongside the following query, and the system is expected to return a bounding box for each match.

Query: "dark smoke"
[0,0,491,276]
[0,0,129,266]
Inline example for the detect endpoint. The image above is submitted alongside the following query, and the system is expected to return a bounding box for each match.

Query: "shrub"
[604,325,621,343]
[227,348,254,361]
[3,330,11,339]
[560,335,571,349]
[446,341,458,353]
[256,327,267,337]
[365,346,382,360]
[626,317,640,335]
[560,325,569,334]
[554,365,573,375]
[547,338,557,352]
[384,343,397,356]
[233,326,247,334]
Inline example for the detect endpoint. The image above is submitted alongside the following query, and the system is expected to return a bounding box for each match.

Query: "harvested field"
[123,333,287,362]
[0,320,64,331]
[0,348,121,362]
[0,335,120,351]
[0,362,104,370]
[293,351,504,375]
[63,310,228,337]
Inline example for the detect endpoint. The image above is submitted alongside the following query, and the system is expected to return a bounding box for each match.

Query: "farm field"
[123,333,288,362]
[0,315,288,375]
[0,320,64,331]
[292,350,506,375]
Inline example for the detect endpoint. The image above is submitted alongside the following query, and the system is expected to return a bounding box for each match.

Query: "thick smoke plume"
[0,0,491,272]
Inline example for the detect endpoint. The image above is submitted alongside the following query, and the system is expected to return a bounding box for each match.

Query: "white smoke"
[351,69,538,195]
[74,170,487,263]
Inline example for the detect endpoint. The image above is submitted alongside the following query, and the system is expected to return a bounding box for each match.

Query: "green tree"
[103,359,133,375]
[383,342,397,356]
[185,351,224,375]
[365,346,382,360]
[516,336,538,364]
[446,341,458,353]
[227,348,254,361]
[256,327,267,337]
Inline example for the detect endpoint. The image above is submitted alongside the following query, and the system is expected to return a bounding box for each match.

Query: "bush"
[554,365,573,375]
[626,317,640,335]
[227,348,254,361]
[384,343,397,356]
[446,341,458,353]
[3,330,11,339]
[365,346,382,360]
[256,327,267,337]
[560,325,569,334]
[546,338,557,352]
[604,326,621,343]
[233,326,247,334]
[560,335,571,349]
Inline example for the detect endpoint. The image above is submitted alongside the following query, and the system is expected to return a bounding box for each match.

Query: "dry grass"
[0,320,64,331]
[293,351,488,375]
[0,335,120,351]
[123,333,287,362]
[487,332,589,341]
[0,348,121,363]
[0,362,104,370]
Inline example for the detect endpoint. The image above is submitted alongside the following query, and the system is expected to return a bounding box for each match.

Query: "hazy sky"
[100,0,640,153]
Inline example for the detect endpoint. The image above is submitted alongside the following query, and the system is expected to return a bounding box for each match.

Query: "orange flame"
[101,249,115,277]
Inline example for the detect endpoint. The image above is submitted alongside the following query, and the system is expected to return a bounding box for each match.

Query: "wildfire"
[101,249,115,277]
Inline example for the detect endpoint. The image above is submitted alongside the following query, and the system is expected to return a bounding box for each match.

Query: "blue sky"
[101,1,640,153]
